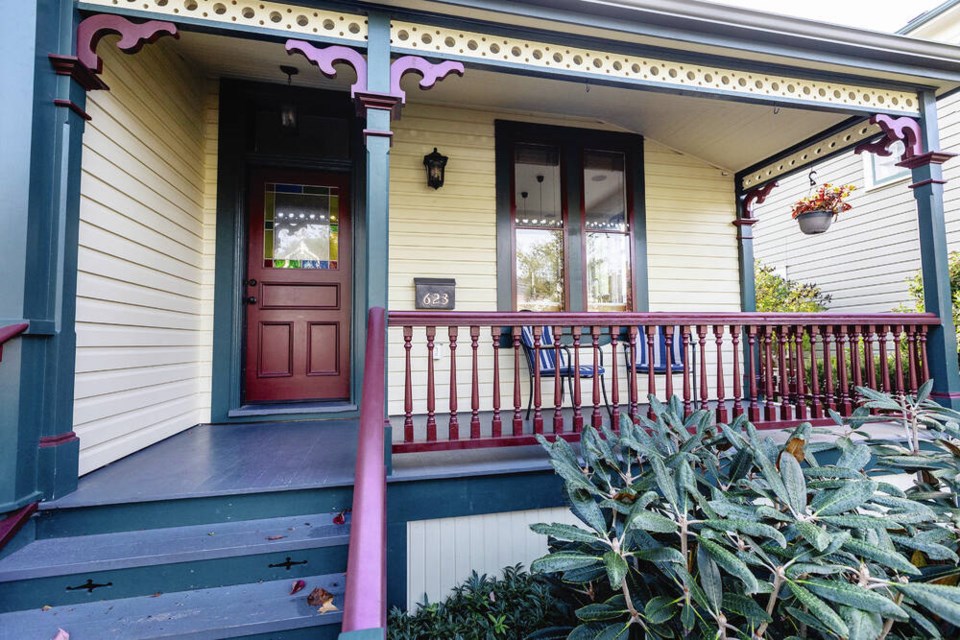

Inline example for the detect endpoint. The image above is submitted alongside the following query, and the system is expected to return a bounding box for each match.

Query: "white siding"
[406,507,579,610]
[753,87,960,314]
[74,40,217,474]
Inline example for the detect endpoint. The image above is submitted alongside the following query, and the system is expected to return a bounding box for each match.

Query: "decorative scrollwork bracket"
[854,114,923,162]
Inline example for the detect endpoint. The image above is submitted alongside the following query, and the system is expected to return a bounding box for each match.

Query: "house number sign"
[414,278,456,310]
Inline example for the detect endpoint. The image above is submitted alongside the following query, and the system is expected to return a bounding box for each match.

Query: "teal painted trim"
[735,116,870,190]
[366,12,391,94]
[735,196,757,313]
[339,629,385,640]
[386,519,407,611]
[632,137,649,311]
[402,0,960,84]
[75,2,368,49]
[493,121,645,312]
[912,90,960,408]
[899,0,960,34]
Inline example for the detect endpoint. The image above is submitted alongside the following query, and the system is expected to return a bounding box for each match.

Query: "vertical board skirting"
[405,506,578,610]
[74,40,216,474]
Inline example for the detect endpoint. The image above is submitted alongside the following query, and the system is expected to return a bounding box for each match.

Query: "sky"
[706,0,946,33]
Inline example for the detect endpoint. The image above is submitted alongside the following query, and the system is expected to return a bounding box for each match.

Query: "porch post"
[0,0,84,511]
[734,197,758,312]
[907,91,960,406]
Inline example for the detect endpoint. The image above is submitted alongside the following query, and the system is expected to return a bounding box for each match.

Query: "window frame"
[495,120,647,312]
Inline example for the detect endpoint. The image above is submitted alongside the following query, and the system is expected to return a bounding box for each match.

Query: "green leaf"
[603,551,629,589]
[842,538,920,575]
[575,602,627,622]
[891,535,960,563]
[650,455,679,510]
[804,579,909,620]
[697,547,723,612]
[917,379,934,404]
[699,537,759,594]
[643,595,676,625]
[900,601,943,639]
[721,592,772,625]
[531,551,602,574]
[786,581,849,637]
[594,622,631,640]
[779,454,807,515]
[840,606,883,640]
[631,547,686,565]
[897,583,960,627]
[530,522,605,544]
[627,508,678,534]
[568,485,608,534]
[700,519,786,548]
[811,480,877,516]
[836,443,871,471]
[793,521,830,552]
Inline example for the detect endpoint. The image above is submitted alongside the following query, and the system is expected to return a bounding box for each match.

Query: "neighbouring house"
[3,1,960,638]
[753,0,960,313]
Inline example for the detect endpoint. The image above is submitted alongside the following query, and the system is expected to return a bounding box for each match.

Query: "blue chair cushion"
[634,326,685,373]
[520,326,605,377]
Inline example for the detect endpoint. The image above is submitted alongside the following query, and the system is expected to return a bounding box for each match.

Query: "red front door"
[244,169,351,402]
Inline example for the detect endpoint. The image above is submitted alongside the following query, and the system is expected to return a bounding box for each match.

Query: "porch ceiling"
[176,31,845,172]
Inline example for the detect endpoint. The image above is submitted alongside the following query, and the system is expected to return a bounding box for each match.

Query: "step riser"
[37,487,354,538]
[0,544,347,613]
[236,626,342,640]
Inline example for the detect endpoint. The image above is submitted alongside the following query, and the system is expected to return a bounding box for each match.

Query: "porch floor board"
[44,420,360,509]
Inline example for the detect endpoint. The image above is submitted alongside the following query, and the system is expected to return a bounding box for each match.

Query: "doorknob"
[246,296,258,305]
[246,279,257,287]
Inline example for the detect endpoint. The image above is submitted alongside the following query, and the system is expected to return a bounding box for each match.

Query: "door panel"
[244,169,351,402]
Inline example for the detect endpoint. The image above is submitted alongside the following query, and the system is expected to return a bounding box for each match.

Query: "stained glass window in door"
[263,183,339,269]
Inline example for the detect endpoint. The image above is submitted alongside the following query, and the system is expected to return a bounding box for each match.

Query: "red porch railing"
[388,312,940,453]
[341,308,387,635]
[0,322,28,363]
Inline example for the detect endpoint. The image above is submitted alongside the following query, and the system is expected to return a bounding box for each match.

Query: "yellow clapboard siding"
[75,39,217,475]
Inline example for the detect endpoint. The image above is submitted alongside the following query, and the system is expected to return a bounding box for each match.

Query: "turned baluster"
[532,326,544,434]
[698,325,709,413]
[793,326,807,420]
[907,325,919,394]
[865,325,878,391]
[809,325,822,419]
[573,327,584,432]
[778,326,792,420]
[682,326,693,417]
[879,324,891,393]
[714,325,729,423]
[664,326,676,401]
[448,326,460,440]
[591,326,602,428]
[628,326,639,421]
[426,326,437,441]
[747,326,761,422]
[730,325,743,418]
[403,326,414,442]
[893,324,905,396]
[610,326,621,427]
[512,327,523,436]
[920,326,931,383]
[837,327,852,416]
[851,326,863,404]
[763,326,776,420]
[491,327,502,438]
[646,326,657,419]
[553,325,564,433]
[823,326,836,410]
[470,326,481,439]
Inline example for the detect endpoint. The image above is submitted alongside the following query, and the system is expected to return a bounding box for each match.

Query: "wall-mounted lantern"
[423,147,448,189]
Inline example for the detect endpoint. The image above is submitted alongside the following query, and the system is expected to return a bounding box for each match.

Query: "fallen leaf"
[52,630,69,640]
[777,435,806,469]
[333,510,349,525]
[150,592,162,598]
[266,535,286,541]
[290,579,306,595]
[307,587,334,608]
[41,605,53,612]
[318,600,338,614]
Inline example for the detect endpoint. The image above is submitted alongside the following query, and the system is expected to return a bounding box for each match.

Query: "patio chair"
[519,324,609,420]
[625,325,687,375]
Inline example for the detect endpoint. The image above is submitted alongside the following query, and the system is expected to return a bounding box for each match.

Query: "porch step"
[0,572,345,640]
[0,512,349,613]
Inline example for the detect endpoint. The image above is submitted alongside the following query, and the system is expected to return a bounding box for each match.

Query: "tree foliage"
[896,251,960,345]
[755,260,831,312]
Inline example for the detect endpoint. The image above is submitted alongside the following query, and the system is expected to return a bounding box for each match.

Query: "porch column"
[735,182,778,312]
[0,0,84,511]
[906,92,960,406]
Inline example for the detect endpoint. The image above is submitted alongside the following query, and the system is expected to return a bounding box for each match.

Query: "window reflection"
[516,229,564,311]
[584,150,630,311]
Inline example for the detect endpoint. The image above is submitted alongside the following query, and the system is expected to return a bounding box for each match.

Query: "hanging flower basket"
[794,210,835,235]
[790,183,855,236]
